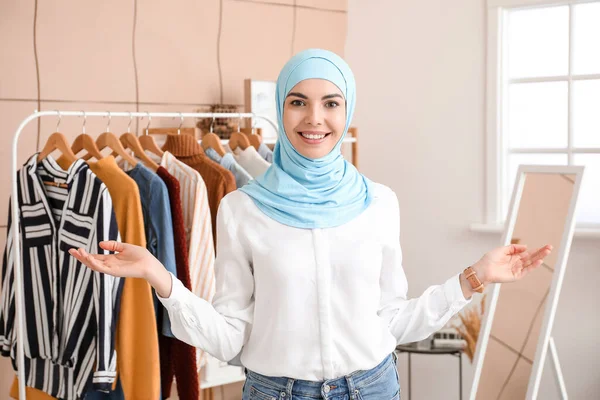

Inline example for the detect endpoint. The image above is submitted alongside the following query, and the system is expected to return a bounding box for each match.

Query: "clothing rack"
[9,110,277,399]
[9,110,359,398]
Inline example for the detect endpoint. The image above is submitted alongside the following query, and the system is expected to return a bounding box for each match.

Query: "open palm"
[68,241,155,279]
[475,244,553,285]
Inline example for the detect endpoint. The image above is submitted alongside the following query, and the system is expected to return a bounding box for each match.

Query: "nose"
[304,104,323,126]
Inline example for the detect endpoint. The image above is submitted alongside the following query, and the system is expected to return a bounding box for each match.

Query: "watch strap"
[464,266,484,293]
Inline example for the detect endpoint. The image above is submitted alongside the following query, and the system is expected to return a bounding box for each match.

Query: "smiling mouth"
[297,131,332,141]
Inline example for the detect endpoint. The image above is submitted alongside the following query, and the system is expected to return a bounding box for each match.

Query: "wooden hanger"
[37,112,77,164]
[228,131,250,152]
[240,127,261,150]
[72,133,103,160]
[138,113,164,158]
[37,132,78,164]
[139,134,164,158]
[86,131,138,167]
[201,132,227,157]
[82,113,138,166]
[37,131,78,189]
[120,133,159,171]
[89,131,137,167]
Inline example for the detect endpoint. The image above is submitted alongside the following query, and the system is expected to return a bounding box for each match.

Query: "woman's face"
[282,78,346,159]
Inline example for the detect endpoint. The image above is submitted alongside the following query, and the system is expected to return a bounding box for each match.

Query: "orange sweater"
[12,156,160,399]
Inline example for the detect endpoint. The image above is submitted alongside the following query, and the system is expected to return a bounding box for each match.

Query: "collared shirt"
[0,155,122,399]
[205,147,252,189]
[158,183,471,381]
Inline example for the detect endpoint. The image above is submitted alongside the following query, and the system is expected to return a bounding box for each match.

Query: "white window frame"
[471,0,600,238]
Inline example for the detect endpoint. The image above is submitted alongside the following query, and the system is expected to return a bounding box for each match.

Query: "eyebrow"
[286,92,344,100]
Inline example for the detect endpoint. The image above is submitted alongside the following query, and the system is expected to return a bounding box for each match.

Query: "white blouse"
[157,183,471,381]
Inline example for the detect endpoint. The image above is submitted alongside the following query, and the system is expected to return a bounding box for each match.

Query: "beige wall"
[346,0,599,399]
[0,0,347,398]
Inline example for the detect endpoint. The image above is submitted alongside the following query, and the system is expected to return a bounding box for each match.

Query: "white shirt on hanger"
[157,183,471,381]
[232,146,271,178]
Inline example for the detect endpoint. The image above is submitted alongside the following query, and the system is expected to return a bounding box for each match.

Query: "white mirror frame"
[469,165,585,400]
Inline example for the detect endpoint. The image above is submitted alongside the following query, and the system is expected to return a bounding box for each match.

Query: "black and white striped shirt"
[0,155,122,399]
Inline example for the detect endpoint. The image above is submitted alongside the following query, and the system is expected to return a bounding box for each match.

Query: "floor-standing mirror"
[470,165,585,400]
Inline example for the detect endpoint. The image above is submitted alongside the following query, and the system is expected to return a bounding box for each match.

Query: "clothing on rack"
[155,151,216,304]
[232,146,271,178]
[155,166,199,399]
[205,147,252,188]
[157,138,236,400]
[153,150,216,375]
[85,156,160,400]
[162,134,236,246]
[1,156,122,399]
[6,111,283,400]
[126,162,177,337]
[158,183,471,381]
[257,142,273,163]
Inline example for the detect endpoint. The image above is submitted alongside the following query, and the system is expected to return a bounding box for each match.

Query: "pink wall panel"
[0,101,40,226]
[297,0,347,12]
[135,0,221,104]
[220,0,294,105]
[241,0,295,6]
[293,7,347,56]
[36,0,136,102]
[0,1,37,99]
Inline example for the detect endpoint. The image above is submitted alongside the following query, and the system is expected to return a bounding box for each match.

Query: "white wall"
[345,0,600,399]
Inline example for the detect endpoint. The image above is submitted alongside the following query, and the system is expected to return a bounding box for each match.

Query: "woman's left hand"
[472,244,553,285]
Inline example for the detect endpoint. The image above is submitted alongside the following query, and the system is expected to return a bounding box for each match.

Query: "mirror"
[470,165,585,400]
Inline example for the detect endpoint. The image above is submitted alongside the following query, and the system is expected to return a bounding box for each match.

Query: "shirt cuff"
[92,371,117,392]
[444,273,472,312]
[156,272,185,307]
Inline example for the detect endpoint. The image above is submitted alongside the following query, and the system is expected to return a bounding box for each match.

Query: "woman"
[69,49,552,400]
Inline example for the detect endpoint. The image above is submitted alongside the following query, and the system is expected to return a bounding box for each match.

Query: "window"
[485,1,600,231]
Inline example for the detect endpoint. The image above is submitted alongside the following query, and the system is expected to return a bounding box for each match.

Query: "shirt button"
[323,385,331,393]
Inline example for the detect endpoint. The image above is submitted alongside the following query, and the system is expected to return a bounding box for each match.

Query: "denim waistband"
[244,352,398,399]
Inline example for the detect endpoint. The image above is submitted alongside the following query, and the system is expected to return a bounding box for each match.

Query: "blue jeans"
[242,352,400,400]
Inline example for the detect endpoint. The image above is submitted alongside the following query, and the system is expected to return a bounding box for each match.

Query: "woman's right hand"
[68,241,173,297]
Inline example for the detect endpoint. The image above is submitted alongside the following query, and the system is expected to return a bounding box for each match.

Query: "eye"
[325,101,339,108]
[290,99,305,106]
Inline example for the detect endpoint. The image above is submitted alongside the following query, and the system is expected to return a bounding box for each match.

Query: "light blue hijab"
[239,48,373,229]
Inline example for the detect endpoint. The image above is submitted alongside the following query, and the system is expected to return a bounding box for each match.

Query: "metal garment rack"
[9,110,283,399]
